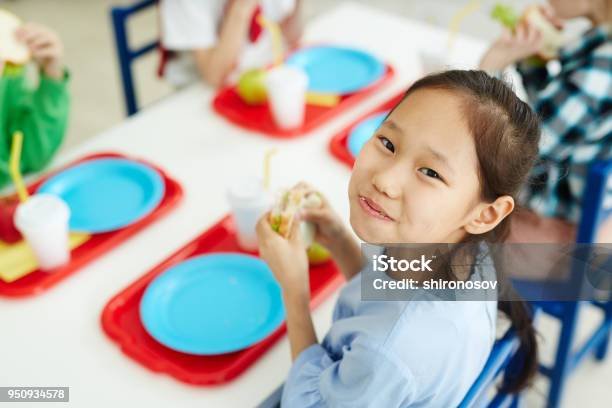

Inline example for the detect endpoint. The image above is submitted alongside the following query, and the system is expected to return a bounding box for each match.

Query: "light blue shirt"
[282,255,497,407]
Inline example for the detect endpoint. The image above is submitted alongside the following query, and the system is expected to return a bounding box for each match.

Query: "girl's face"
[348,89,487,244]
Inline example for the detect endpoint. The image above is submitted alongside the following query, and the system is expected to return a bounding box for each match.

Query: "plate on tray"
[286,46,385,94]
[38,158,165,233]
[140,253,285,355]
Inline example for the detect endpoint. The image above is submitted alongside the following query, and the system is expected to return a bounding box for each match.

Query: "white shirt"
[160,0,296,86]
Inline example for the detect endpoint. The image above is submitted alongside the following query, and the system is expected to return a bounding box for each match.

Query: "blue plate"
[140,254,285,355]
[37,158,164,233]
[286,46,385,94]
[347,112,388,157]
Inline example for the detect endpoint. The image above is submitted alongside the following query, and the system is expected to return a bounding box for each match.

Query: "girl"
[480,0,612,242]
[160,0,302,87]
[256,70,540,407]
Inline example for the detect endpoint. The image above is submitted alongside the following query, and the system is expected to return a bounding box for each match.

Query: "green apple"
[237,68,268,105]
[307,242,332,266]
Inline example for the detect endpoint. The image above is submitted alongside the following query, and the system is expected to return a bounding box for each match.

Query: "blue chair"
[110,0,159,116]
[533,160,612,408]
[457,322,537,408]
[257,323,536,408]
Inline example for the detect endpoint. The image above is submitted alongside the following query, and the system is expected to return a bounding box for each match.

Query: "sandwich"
[0,9,30,65]
[269,186,322,247]
[491,3,564,60]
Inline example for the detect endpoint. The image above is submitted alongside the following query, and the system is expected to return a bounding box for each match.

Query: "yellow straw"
[9,131,29,203]
[447,0,482,52]
[257,15,284,66]
[263,148,277,191]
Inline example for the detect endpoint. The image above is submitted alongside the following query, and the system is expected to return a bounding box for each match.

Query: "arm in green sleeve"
[8,71,70,175]
[0,77,10,190]
[0,160,10,191]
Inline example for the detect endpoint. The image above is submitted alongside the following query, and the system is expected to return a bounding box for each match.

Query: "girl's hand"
[15,23,64,80]
[256,211,310,296]
[480,5,563,71]
[294,182,365,280]
[292,182,349,250]
[479,22,543,71]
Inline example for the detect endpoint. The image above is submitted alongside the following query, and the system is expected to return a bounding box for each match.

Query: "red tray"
[0,152,184,298]
[213,62,395,139]
[329,92,405,167]
[101,215,344,385]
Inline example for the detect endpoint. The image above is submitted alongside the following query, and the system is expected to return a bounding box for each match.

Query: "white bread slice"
[521,6,564,60]
[0,9,30,64]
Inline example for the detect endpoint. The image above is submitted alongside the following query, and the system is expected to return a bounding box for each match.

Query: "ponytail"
[497,299,539,393]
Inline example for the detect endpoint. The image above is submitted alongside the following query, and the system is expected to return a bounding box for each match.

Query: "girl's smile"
[358,195,395,221]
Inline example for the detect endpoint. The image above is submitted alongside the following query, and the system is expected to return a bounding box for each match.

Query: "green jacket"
[0,66,70,189]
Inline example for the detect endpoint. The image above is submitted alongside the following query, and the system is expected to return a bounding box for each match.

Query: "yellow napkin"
[0,233,90,283]
[306,92,341,107]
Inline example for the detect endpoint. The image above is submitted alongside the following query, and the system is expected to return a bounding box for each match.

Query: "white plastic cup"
[227,178,272,251]
[265,65,309,130]
[14,194,71,271]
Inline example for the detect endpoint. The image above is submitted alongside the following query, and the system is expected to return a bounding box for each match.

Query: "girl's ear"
[464,196,514,235]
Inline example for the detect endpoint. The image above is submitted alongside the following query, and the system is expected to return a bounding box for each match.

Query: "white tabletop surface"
[0,3,487,407]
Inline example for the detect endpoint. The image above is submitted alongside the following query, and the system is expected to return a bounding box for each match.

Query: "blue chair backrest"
[571,159,612,299]
[458,327,522,408]
[576,160,612,244]
[510,160,612,301]
[110,0,159,116]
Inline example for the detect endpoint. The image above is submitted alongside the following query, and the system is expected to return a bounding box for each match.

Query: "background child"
[0,22,70,190]
[480,1,612,242]
[160,0,302,87]
[257,71,539,406]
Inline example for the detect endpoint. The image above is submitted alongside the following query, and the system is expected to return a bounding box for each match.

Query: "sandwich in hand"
[0,9,30,65]
[492,3,564,60]
[269,186,322,248]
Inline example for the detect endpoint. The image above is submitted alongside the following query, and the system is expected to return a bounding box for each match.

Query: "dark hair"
[399,70,540,393]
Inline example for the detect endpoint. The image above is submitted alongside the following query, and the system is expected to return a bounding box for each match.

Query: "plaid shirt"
[517,24,612,224]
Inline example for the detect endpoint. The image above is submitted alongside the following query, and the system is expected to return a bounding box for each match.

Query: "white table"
[0,3,487,407]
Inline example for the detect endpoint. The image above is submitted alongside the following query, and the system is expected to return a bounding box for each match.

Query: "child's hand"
[292,183,348,250]
[15,23,64,80]
[479,22,543,71]
[292,183,365,280]
[480,5,563,71]
[256,211,310,296]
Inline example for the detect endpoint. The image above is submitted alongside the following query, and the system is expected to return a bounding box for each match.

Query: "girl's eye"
[419,168,442,180]
[377,136,395,153]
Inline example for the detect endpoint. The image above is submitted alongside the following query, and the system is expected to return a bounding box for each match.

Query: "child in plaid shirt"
[480,1,611,242]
